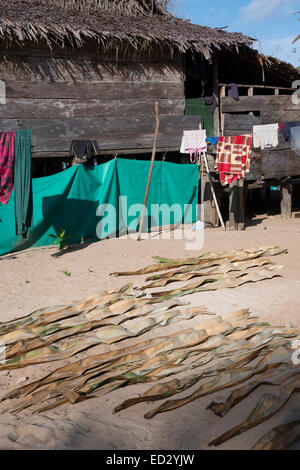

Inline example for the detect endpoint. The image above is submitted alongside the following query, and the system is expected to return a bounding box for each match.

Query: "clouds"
[239,0,294,23]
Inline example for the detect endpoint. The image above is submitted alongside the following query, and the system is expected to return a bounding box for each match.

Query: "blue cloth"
[279,121,300,141]
[206,137,219,146]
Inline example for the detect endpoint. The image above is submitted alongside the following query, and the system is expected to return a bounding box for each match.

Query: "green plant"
[49,228,71,252]
[60,270,71,277]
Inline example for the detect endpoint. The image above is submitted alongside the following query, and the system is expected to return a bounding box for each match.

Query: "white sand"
[0,213,299,450]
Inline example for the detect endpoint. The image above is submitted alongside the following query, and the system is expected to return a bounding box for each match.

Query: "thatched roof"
[0,0,298,83]
[263,55,300,82]
[43,0,168,16]
[0,0,254,59]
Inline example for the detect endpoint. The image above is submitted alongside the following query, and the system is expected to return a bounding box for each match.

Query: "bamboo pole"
[202,152,226,231]
[137,101,160,241]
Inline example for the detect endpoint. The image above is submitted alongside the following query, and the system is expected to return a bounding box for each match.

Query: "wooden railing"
[219,83,299,136]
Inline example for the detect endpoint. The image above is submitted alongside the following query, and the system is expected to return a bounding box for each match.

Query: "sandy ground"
[0,213,299,450]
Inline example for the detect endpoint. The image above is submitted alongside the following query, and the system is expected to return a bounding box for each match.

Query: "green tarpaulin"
[0,159,198,256]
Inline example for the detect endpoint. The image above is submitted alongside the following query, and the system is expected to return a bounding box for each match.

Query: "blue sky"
[176,0,299,67]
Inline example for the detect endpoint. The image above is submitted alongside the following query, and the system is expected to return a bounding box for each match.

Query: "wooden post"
[229,180,238,230]
[280,182,292,219]
[137,101,160,240]
[202,173,221,226]
[248,87,254,117]
[219,86,226,137]
[212,55,220,137]
[228,179,245,230]
[238,179,245,231]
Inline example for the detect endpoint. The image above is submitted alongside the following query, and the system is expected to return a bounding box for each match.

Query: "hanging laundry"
[279,121,300,142]
[228,83,239,101]
[290,126,300,156]
[202,96,218,114]
[253,124,278,150]
[206,137,219,146]
[215,135,252,186]
[180,130,207,163]
[185,98,214,137]
[14,129,33,238]
[70,140,100,163]
[0,131,15,205]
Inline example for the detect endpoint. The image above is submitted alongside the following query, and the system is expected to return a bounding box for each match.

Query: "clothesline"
[180,120,300,186]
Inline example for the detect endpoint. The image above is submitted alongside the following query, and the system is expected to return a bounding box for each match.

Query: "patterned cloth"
[0,131,15,205]
[215,135,252,186]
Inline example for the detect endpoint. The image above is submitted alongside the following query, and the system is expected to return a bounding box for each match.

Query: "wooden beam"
[228,180,238,231]
[212,55,220,137]
[4,81,184,100]
[219,83,296,91]
[219,85,226,136]
[280,182,292,219]
[238,179,245,231]
[228,179,245,231]
[0,115,203,153]
[202,173,221,227]
[222,95,297,113]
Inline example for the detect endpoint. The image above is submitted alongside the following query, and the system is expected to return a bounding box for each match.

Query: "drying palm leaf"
[0,304,210,371]
[4,318,298,415]
[141,259,278,290]
[150,267,282,301]
[1,310,252,402]
[252,420,300,450]
[136,344,298,419]
[1,299,201,359]
[111,247,286,276]
[1,311,258,407]
[32,333,293,416]
[0,283,135,335]
[115,361,291,415]
[145,257,276,282]
[208,368,300,417]
[209,376,300,447]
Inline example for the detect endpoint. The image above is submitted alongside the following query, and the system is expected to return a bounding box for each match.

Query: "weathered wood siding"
[221,93,300,179]
[0,43,196,155]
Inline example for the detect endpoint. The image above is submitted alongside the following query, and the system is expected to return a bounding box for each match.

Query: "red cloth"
[0,131,15,204]
[215,135,252,186]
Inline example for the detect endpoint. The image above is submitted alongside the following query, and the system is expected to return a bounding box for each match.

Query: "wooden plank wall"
[0,42,194,156]
[221,94,300,179]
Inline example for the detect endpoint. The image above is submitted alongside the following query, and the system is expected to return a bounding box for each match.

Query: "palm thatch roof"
[0,0,299,83]
[260,54,300,83]
[0,0,254,59]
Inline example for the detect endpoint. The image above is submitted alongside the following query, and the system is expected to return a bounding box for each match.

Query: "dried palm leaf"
[209,376,300,447]
[0,304,210,370]
[5,325,298,415]
[135,345,297,419]
[141,261,279,290]
[145,257,275,282]
[111,247,286,276]
[150,268,282,301]
[208,368,300,417]
[252,420,300,450]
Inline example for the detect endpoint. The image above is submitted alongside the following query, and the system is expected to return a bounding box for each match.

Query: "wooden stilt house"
[0,0,299,228]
